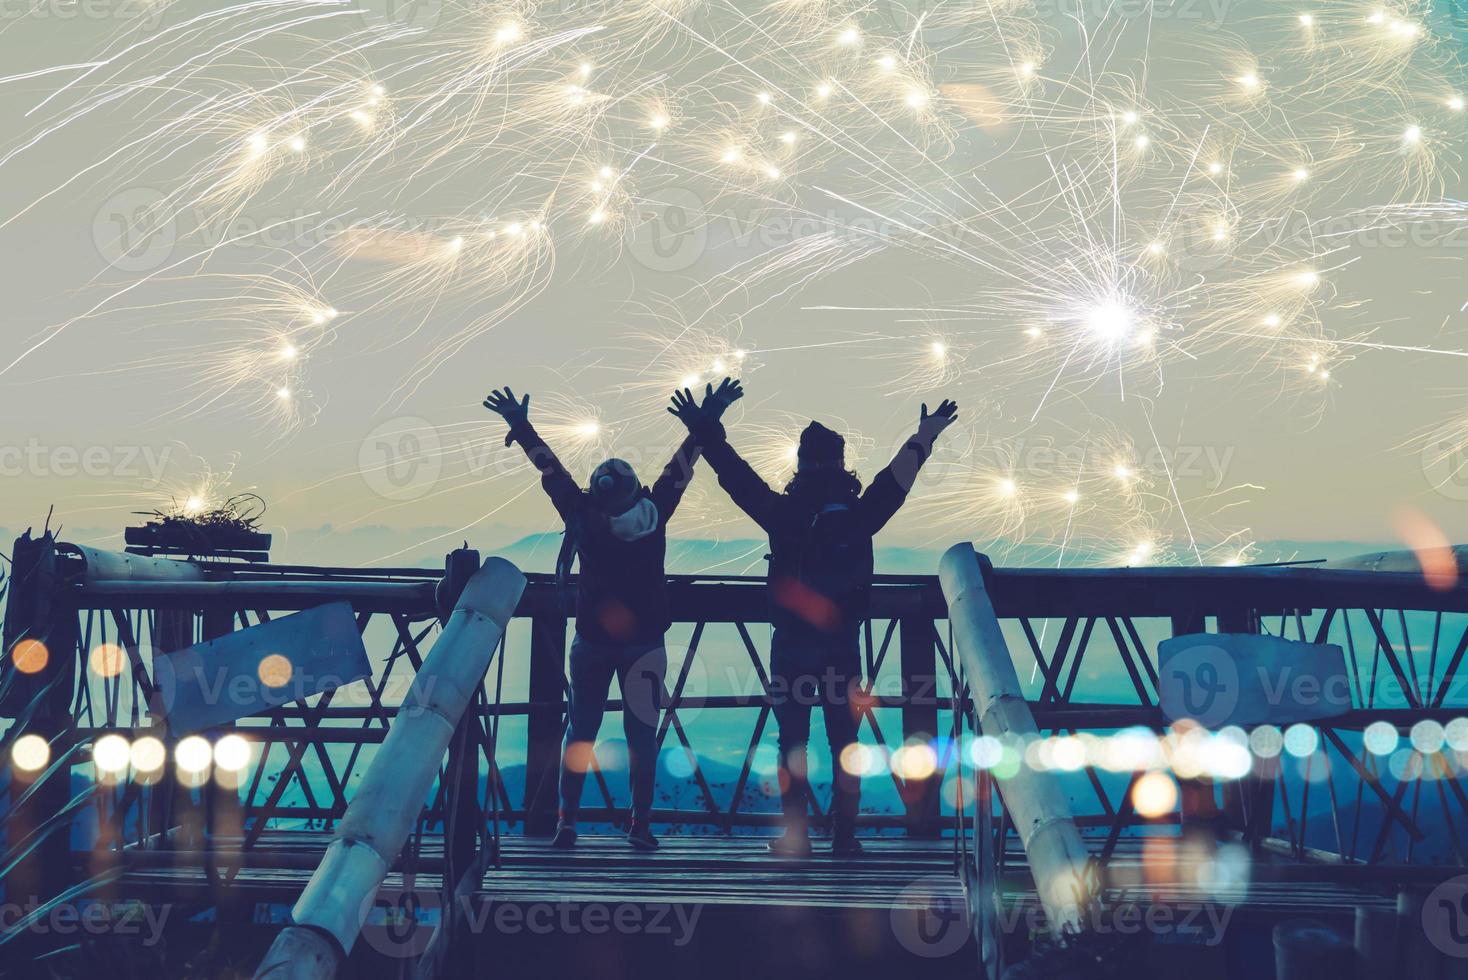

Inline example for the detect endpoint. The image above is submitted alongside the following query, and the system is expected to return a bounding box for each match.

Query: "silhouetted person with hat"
[484,381,743,850]
[670,382,958,856]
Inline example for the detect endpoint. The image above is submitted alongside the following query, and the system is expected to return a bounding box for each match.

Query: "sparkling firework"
[2,0,1464,564]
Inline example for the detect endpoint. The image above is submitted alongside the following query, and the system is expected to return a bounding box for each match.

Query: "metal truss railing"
[4,541,1468,937]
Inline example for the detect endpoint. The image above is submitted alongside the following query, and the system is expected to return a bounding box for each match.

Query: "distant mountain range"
[0,520,1401,575]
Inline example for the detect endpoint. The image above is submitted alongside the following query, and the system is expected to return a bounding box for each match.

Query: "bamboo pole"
[939,543,1097,937]
[253,558,526,979]
[68,543,207,582]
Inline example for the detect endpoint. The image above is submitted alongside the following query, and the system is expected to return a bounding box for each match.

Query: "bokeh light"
[213,734,252,773]
[11,733,50,772]
[1363,720,1400,756]
[175,735,212,774]
[92,733,131,775]
[1249,725,1284,759]
[130,735,167,774]
[1282,724,1318,758]
[257,653,293,688]
[88,643,127,678]
[10,639,48,675]
[1410,719,1446,754]
[1132,771,1179,818]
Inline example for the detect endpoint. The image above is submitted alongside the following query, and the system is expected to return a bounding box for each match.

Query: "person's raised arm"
[860,399,959,534]
[483,386,580,518]
[650,430,701,521]
[651,378,745,519]
[667,379,779,531]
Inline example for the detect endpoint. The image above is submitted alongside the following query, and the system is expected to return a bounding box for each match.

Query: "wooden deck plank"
[114,832,1400,917]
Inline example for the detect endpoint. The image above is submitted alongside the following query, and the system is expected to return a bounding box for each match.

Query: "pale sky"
[1,0,1465,568]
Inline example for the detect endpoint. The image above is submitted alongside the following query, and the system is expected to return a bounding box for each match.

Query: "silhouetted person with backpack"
[485,380,743,850]
[670,382,958,856]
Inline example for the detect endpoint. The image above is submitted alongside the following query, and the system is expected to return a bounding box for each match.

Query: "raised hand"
[483,387,531,446]
[666,387,703,429]
[702,377,744,421]
[917,399,958,442]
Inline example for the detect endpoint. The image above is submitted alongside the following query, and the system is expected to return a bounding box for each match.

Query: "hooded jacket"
[508,421,700,644]
[688,417,939,631]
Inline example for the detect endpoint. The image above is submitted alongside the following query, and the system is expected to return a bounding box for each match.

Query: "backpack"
[793,502,872,613]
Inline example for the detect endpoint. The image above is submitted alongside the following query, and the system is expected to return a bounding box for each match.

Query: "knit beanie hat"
[589,458,641,514]
[796,421,845,473]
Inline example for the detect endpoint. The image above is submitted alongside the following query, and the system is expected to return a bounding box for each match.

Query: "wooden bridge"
[3,534,1468,977]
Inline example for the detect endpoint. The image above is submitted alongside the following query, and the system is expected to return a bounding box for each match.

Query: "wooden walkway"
[474,835,966,909]
[116,835,982,979]
[117,831,1396,919]
[122,833,968,910]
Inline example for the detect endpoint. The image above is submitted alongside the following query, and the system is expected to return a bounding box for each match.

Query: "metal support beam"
[2,531,79,919]
[525,614,567,837]
[900,616,941,837]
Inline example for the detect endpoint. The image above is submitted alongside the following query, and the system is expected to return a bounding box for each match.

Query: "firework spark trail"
[1031,435,1091,685]
[1143,403,1202,566]
[0,212,324,380]
[372,479,542,563]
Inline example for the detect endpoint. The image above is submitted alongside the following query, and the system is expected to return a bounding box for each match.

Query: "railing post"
[150,608,195,845]
[445,702,483,879]
[437,547,486,904]
[202,607,245,839]
[1167,612,1223,833]
[1216,608,1268,844]
[971,768,1003,979]
[435,700,483,978]
[1,531,77,915]
[195,605,251,926]
[899,616,942,837]
[525,613,567,837]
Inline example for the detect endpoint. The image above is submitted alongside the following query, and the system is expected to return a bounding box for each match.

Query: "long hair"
[554,506,583,612]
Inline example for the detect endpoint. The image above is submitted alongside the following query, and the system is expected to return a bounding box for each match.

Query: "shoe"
[830,835,863,857]
[550,822,578,848]
[767,832,812,858]
[627,823,659,851]
[772,770,812,859]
